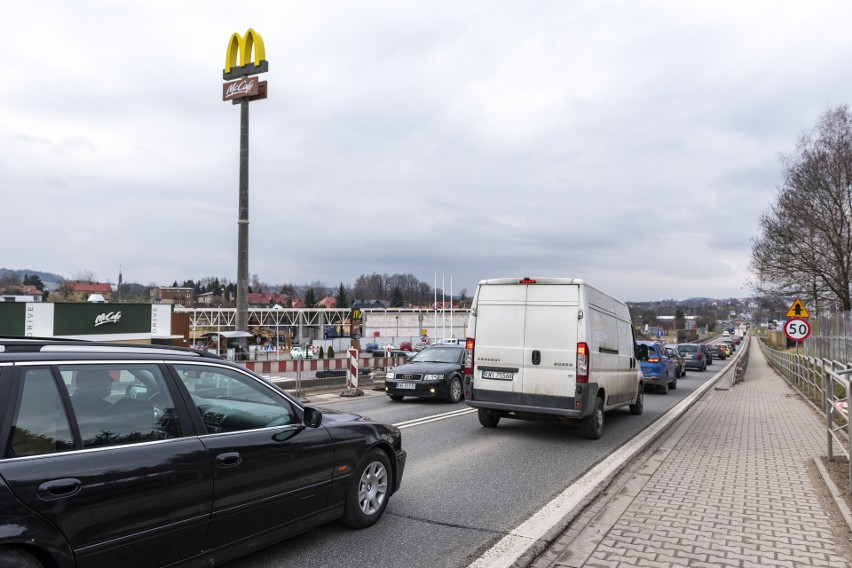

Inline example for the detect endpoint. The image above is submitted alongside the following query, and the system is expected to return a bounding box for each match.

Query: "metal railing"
[726,335,751,387]
[759,339,852,491]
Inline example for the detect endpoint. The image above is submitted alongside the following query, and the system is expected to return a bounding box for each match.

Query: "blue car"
[637,340,677,394]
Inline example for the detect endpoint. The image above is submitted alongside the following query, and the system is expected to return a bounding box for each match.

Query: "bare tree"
[0,273,20,288]
[749,105,852,311]
[250,274,267,294]
[353,273,385,300]
[72,270,97,282]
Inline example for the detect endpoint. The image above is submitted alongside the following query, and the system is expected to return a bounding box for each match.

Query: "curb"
[813,456,852,533]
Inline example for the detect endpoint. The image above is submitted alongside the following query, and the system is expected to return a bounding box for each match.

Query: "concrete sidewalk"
[529,338,852,568]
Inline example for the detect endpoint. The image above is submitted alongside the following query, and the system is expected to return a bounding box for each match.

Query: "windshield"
[678,345,698,353]
[410,346,462,364]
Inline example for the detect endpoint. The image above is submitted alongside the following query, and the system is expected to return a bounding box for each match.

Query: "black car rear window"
[678,345,698,353]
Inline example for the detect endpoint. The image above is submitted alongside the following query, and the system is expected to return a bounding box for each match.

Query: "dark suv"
[0,338,406,568]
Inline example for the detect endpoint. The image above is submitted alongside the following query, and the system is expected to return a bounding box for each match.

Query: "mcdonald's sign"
[223,28,268,80]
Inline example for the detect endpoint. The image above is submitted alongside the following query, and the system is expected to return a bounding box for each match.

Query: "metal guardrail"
[728,335,751,387]
[759,339,852,491]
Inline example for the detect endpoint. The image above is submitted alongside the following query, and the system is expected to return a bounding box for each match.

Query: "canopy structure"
[200,331,254,339]
[220,331,254,339]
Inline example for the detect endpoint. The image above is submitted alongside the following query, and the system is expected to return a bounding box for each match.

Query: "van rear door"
[472,282,579,406]
[521,284,579,405]
[472,283,527,398]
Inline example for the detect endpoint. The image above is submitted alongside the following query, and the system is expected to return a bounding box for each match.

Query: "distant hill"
[0,268,66,284]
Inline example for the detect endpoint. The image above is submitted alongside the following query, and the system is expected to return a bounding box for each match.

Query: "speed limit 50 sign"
[783,318,811,341]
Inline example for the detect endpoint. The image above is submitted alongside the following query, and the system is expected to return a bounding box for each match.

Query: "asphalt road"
[227,360,727,568]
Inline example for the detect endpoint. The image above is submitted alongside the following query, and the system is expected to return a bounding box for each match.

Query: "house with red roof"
[59,281,113,302]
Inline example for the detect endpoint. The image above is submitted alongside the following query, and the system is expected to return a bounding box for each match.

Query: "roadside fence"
[804,311,852,363]
[759,338,852,491]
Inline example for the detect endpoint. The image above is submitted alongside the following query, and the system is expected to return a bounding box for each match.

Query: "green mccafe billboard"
[0,303,171,338]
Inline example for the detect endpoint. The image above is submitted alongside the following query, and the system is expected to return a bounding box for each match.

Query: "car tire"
[584,396,604,439]
[681,368,686,376]
[388,394,404,401]
[341,449,392,529]
[478,408,500,427]
[661,376,669,394]
[702,362,707,372]
[0,547,42,568]
[629,386,644,415]
[670,376,677,390]
[447,377,463,403]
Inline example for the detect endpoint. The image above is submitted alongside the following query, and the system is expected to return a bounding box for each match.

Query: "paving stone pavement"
[530,337,852,568]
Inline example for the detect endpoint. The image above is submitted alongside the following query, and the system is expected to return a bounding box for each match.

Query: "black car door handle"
[37,478,82,501]
[216,452,242,468]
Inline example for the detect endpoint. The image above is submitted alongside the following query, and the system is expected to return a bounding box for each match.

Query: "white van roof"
[477,277,588,286]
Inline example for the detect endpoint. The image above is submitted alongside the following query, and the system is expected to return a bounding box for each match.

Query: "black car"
[664,344,686,377]
[384,344,465,402]
[0,338,406,568]
[699,343,714,366]
[709,343,727,360]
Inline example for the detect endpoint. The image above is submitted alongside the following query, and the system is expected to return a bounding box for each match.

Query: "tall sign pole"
[223,29,268,332]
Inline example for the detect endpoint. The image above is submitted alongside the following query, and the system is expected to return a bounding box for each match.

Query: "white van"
[463,277,643,439]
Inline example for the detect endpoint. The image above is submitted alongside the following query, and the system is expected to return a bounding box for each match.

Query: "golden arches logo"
[224,28,268,79]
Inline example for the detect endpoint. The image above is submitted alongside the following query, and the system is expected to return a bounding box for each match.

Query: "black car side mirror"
[303,406,323,428]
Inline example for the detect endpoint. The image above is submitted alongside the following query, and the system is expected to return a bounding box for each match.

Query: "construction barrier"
[347,348,359,390]
[243,354,401,376]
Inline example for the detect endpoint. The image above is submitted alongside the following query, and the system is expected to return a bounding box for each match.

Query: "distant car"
[665,345,686,378]
[718,342,732,356]
[708,343,727,360]
[721,339,736,353]
[365,341,379,351]
[372,349,412,359]
[637,341,677,393]
[289,346,313,359]
[0,338,406,568]
[385,344,465,403]
[677,343,707,372]
[399,341,412,351]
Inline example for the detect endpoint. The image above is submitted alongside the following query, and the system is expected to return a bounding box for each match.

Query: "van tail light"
[577,342,589,383]
[464,338,475,378]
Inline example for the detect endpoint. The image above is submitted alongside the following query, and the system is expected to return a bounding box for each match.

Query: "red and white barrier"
[243,353,401,377]
[347,348,359,389]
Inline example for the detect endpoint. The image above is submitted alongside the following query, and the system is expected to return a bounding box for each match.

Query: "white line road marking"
[394,408,476,429]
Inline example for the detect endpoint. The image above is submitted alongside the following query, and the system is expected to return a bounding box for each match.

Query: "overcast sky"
[3,1,849,302]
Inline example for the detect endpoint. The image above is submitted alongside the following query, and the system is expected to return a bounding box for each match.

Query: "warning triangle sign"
[786,299,810,318]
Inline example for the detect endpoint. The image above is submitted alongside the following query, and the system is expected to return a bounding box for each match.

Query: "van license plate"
[396,382,416,389]
[482,370,514,380]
